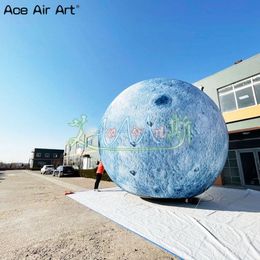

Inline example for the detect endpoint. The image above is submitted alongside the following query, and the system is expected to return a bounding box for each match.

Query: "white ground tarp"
[68,186,260,260]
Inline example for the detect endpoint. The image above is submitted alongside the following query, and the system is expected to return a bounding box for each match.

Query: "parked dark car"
[53,165,75,177]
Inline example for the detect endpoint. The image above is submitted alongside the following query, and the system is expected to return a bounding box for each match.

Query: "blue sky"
[0,0,260,162]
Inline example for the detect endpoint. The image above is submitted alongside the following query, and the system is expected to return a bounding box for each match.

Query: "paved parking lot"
[0,170,175,260]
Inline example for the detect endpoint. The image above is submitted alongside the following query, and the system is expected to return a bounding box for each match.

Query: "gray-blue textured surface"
[98,78,228,198]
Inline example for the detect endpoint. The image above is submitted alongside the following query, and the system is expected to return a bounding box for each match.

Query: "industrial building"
[29,148,64,170]
[194,53,260,188]
[63,132,99,170]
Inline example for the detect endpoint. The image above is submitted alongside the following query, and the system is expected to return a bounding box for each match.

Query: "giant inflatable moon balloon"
[98,78,228,198]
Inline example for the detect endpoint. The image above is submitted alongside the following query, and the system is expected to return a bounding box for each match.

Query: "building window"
[218,86,237,112]
[254,83,260,104]
[45,153,50,158]
[36,153,41,158]
[235,86,255,109]
[53,153,58,158]
[218,74,260,112]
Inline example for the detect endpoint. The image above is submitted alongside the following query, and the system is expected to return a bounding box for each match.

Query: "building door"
[239,149,260,186]
[82,157,88,170]
[82,156,91,169]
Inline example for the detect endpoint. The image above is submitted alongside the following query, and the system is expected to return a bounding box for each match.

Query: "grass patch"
[79,168,112,181]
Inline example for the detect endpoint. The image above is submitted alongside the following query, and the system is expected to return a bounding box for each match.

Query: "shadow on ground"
[141,189,260,213]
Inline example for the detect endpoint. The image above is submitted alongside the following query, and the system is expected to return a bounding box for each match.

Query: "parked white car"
[40,165,55,175]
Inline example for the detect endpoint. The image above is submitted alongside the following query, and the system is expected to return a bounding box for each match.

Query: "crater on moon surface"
[154,95,172,106]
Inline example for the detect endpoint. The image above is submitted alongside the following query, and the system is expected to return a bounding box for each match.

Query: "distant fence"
[0,166,29,171]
